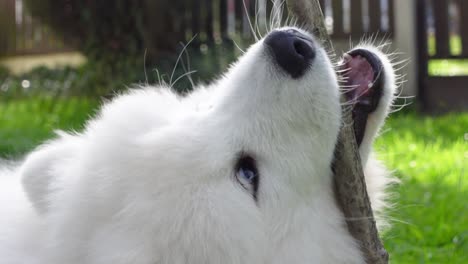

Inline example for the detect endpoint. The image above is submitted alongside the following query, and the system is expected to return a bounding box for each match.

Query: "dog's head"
[20,27,395,263]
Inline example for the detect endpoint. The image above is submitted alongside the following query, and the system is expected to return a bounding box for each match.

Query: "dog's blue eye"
[238,167,256,183]
[235,155,259,199]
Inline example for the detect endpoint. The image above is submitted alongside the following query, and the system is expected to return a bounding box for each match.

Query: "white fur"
[0,27,397,264]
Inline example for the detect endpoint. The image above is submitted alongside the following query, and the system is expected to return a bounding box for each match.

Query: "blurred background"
[0,0,466,263]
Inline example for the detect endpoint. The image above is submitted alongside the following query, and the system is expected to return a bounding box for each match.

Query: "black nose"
[264,29,316,78]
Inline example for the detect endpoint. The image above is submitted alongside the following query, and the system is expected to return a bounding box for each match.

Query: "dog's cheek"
[141,181,269,263]
[185,182,268,263]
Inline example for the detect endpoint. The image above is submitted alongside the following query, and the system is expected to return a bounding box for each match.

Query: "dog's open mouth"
[339,49,384,146]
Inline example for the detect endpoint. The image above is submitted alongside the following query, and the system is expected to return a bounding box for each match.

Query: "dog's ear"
[19,132,80,214]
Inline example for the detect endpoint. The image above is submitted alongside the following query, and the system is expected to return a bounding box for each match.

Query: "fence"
[416,0,468,112]
[320,0,393,38]
[0,0,71,56]
[1,0,394,57]
[187,0,394,43]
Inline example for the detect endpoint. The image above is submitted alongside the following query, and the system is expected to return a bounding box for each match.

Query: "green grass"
[0,97,98,158]
[375,112,468,263]
[0,98,467,263]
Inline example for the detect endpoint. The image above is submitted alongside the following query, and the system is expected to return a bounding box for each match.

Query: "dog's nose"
[264,29,316,79]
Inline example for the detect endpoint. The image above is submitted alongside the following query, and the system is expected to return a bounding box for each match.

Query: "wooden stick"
[286,0,333,51]
[286,1,389,263]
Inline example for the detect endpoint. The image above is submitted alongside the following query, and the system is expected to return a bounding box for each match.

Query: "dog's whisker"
[169,34,197,87]
[171,70,197,89]
[243,0,260,41]
[179,42,196,89]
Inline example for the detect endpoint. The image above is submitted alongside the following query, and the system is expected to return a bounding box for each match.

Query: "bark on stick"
[285,1,389,263]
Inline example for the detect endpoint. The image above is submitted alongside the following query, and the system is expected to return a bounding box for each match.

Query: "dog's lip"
[339,49,385,146]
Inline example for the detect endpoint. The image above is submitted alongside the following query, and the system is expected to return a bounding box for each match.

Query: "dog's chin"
[339,48,385,146]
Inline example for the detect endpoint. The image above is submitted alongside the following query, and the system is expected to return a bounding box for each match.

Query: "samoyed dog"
[0,27,398,263]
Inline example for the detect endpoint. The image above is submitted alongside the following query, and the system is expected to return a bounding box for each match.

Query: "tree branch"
[286,1,389,263]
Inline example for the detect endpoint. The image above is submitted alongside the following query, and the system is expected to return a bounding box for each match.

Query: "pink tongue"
[342,54,375,102]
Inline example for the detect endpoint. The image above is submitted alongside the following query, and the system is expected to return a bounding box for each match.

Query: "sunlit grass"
[429,59,468,76]
[0,52,86,75]
[376,112,468,263]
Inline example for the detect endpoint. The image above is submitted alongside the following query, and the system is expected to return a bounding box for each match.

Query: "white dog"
[0,27,398,263]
